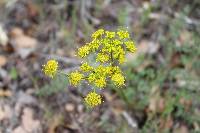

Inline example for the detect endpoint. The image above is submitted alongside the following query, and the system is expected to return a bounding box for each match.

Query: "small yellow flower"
[69,71,83,86]
[84,91,102,107]
[88,73,96,83]
[42,59,58,78]
[111,73,125,86]
[125,41,137,53]
[105,31,115,38]
[80,62,93,72]
[78,45,90,58]
[117,29,130,39]
[91,29,104,39]
[112,66,122,74]
[94,77,106,88]
[119,54,125,64]
[105,66,113,75]
[113,39,122,46]
[88,39,101,52]
[113,46,125,59]
[96,53,109,63]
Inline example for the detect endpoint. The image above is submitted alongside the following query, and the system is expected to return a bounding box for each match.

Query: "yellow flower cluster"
[77,29,136,64]
[42,28,136,108]
[111,73,125,86]
[117,29,130,39]
[125,41,137,53]
[80,62,93,72]
[42,59,58,78]
[84,91,102,107]
[69,71,83,86]
[91,29,104,39]
[96,53,109,63]
[78,45,90,58]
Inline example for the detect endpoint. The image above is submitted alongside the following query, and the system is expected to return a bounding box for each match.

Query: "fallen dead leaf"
[0,55,7,67]
[10,27,38,58]
[138,40,160,54]
[179,30,191,45]
[21,107,41,132]
[165,116,173,129]
[48,114,63,133]
[0,89,12,97]
[173,125,189,133]
[13,126,26,133]
[10,27,24,37]
[12,35,37,49]
[148,86,161,113]
[0,104,12,121]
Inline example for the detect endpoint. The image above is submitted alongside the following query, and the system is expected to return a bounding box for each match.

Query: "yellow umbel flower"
[42,59,58,78]
[111,73,125,86]
[84,91,102,107]
[69,71,83,86]
[91,29,104,39]
[105,31,115,38]
[78,45,90,58]
[112,66,122,74]
[96,53,109,63]
[94,77,106,88]
[88,39,101,52]
[80,62,93,72]
[113,39,122,46]
[117,29,130,39]
[88,73,96,83]
[119,54,125,64]
[125,41,137,53]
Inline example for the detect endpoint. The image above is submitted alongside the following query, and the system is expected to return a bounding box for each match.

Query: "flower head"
[80,62,93,72]
[111,73,125,86]
[117,29,130,39]
[84,91,102,107]
[42,59,58,78]
[92,29,104,39]
[96,53,109,63]
[94,77,106,88]
[78,45,90,58]
[125,41,137,53]
[88,39,101,52]
[105,31,115,38]
[69,71,83,86]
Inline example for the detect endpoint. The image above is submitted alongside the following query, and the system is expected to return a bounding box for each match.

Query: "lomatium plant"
[42,29,137,108]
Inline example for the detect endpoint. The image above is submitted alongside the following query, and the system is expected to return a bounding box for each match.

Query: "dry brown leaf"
[148,86,161,112]
[13,35,37,49]
[11,33,38,58]
[0,105,12,121]
[10,27,24,37]
[138,40,160,54]
[158,98,165,113]
[13,126,26,133]
[0,55,7,67]
[179,30,191,44]
[48,115,63,133]
[173,125,189,133]
[0,89,12,97]
[9,27,38,58]
[165,116,173,129]
[21,107,41,132]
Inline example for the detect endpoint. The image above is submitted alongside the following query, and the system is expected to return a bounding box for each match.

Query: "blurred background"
[0,0,200,133]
